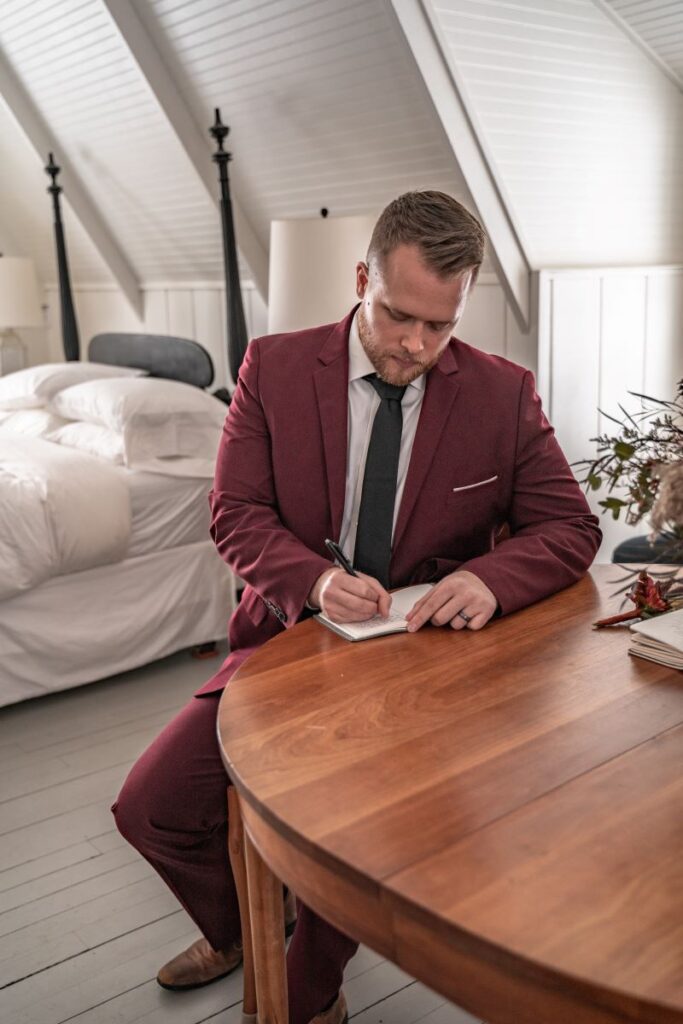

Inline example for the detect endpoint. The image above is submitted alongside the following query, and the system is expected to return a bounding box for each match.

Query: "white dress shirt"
[338,311,426,562]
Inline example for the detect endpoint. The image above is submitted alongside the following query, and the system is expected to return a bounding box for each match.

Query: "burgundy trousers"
[111,692,358,1024]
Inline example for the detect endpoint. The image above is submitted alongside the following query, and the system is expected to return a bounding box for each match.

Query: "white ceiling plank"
[389,0,531,331]
[100,0,269,301]
[595,0,683,89]
[0,46,142,316]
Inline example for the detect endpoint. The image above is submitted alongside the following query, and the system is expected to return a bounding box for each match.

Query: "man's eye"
[389,309,407,321]
[428,322,448,332]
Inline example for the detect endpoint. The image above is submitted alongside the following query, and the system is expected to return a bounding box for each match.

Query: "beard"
[357,308,440,386]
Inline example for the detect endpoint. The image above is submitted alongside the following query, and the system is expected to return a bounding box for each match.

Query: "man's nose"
[400,322,424,354]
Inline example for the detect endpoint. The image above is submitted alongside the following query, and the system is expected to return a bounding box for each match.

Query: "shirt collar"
[348,311,426,392]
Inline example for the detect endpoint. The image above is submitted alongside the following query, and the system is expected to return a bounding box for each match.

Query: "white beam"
[0,48,142,319]
[101,0,269,303]
[389,0,532,332]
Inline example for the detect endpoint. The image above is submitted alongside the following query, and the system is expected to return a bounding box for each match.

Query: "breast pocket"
[447,474,499,503]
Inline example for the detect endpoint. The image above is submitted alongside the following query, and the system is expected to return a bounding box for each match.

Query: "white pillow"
[51,377,226,463]
[0,408,70,439]
[49,421,126,464]
[0,361,145,411]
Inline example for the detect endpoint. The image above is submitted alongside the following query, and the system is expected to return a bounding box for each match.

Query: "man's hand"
[309,567,392,623]
[405,570,497,632]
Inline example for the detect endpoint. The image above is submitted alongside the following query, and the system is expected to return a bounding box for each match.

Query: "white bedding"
[0,436,131,600]
[124,469,211,557]
[0,370,233,706]
[0,540,235,705]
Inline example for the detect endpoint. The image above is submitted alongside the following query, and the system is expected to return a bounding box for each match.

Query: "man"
[112,191,601,1024]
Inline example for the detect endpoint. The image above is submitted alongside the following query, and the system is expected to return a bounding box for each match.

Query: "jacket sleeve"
[457,370,602,615]
[208,339,331,627]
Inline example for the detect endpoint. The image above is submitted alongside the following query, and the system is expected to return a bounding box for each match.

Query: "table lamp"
[0,256,43,375]
[268,212,376,334]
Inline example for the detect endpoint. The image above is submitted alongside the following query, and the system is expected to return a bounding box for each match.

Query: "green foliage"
[574,380,683,536]
[614,441,635,460]
[598,497,627,520]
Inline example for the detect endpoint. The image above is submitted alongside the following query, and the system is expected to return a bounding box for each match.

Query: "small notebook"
[629,608,683,670]
[315,584,434,642]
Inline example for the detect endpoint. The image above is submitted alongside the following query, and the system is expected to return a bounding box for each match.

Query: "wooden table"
[217,565,683,1024]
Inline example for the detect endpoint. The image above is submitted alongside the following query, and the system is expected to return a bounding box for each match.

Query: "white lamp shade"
[0,257,43,329]
[268,214,376,334]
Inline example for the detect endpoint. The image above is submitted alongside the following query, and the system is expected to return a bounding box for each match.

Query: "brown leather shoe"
[310,991,348,1024]
[156,936,243,991]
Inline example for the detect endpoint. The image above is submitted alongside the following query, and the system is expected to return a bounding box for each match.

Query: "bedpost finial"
[209,107,230,156]
[45,152,61,192]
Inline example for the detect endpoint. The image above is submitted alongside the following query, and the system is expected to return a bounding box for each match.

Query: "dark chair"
[612,536,683,564]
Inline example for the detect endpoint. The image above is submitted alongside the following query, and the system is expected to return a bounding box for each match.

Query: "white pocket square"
[451,475,498,494]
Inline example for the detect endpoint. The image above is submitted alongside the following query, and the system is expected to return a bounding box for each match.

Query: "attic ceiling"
[0,0,472,290]
[0,0,225,284]
[0,92,111,283]
[601,0,683,87]
[0,0,680,297]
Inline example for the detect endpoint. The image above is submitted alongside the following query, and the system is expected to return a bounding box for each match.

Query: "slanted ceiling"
[0,0,680,300]
[602,0,683,87]
[0,0,223,283]
[139,0,470,237]
[422,0,683,267]
[0,93,110,282]
[0,0,473,290]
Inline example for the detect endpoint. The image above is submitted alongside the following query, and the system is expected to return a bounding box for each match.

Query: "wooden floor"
[0,647,481,1024]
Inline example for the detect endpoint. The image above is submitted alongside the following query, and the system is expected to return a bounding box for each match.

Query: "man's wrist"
[307,566,341,611]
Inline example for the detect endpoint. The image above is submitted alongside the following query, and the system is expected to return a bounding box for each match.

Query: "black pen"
[324,538,358,578]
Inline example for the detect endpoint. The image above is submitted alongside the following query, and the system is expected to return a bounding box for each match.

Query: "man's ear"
[355,261,369,300]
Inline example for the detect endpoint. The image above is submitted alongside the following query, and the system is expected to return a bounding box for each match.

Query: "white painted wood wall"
[538,266,683,562]
[34,283,269,390]
[26,273,536,387]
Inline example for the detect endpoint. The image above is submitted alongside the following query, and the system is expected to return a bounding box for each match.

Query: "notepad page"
[316,583,433,641]
[345,608,408,636]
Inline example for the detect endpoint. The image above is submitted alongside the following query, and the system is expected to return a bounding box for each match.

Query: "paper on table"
[629,607,683,669]
[630,606,683,648]
[315,584,433,642]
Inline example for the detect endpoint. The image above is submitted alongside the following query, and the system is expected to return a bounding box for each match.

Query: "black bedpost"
[209,109,248,387]
[45,153,80,362]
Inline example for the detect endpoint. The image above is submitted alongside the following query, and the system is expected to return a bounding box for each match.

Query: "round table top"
[218,565,683,1023]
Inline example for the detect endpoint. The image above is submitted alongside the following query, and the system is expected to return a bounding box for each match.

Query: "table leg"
[227,786,257,1018]
[244,823,289,1024]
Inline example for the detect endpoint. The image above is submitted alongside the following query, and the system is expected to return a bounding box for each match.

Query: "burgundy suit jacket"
[197,307,601,696]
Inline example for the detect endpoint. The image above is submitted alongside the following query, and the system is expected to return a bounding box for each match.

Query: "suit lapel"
[392,342,460,551]
[313,309,355,541]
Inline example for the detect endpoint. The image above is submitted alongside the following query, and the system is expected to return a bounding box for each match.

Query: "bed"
[0,335,236,707]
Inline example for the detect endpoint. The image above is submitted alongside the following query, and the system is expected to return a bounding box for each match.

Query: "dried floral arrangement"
[573,379,683,625]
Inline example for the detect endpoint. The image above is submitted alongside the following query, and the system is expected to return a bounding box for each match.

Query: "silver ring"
[457,610,472,623]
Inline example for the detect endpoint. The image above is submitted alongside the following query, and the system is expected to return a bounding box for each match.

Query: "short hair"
[367,190,485,281]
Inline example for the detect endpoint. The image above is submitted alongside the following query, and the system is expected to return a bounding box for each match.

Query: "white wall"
[28,272,535,383]
[538,265,683,562]
[35,282,269,390]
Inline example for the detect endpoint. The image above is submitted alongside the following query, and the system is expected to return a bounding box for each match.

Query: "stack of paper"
[629,607,683,670]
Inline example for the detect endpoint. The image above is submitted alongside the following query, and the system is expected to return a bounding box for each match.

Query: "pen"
[324,538,358,577]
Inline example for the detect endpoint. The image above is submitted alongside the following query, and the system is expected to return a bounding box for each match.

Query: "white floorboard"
[0,645,481,1023]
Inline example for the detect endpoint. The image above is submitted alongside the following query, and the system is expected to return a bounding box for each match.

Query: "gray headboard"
[88,333,215,389]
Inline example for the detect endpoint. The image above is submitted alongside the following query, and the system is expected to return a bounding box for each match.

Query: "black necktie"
[353,374,407,588]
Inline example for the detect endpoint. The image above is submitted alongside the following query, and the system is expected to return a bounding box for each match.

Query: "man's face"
[355,243,474,386]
